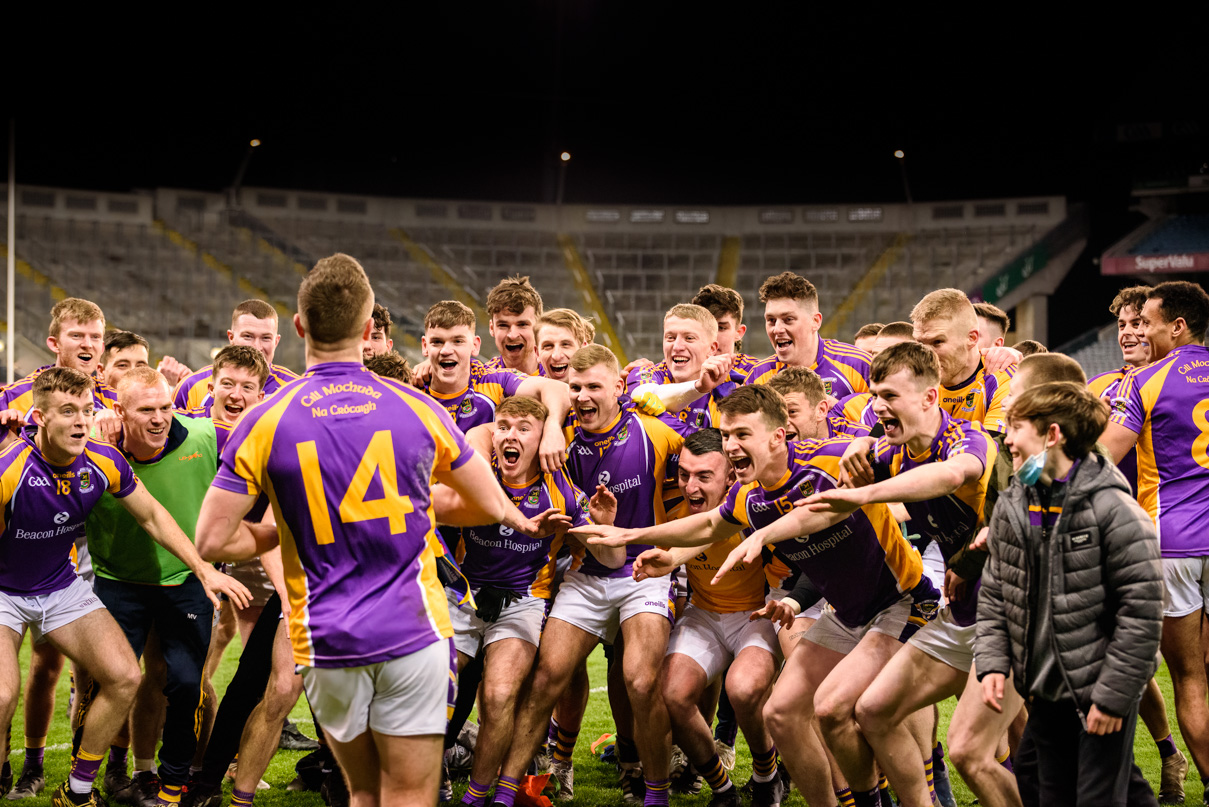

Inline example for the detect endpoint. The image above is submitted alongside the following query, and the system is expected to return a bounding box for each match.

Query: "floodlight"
[894,150,905,159]
[250,139,262,148]
[561,151,571,162]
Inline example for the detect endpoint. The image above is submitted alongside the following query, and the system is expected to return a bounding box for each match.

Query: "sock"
[933,741,947,773]
[1156,733,1178,759]
[23,737,46,770]
[643,778,670,806]
[836,787,856,807]
[230,788,255,807]
[924,756,936,799]
[553,727,579,764]
[617,735,639,765]
[157,784,183,806]
[461,778,490,807]
[996,748,1013,773]
[492,775,520,807]
[109,746,128,770]
[135,758,157,775]
[852,786,881,807]
[69,749,105,794]
[713,721,738,747]
[547,717,560,749]
[697,755,731,792]
[878,775,894,807]
[751,746,778,783]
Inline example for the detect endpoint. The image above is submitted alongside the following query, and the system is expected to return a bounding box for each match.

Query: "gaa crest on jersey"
[78,469,93,494]
[797,478,815,498]
[964,392,976,409]
[1113,397,1128,414]
[460,398,474,416]
[823,379,833,396]
[526,487,541,506]
[615,423,630,446]
[693,411,706,429]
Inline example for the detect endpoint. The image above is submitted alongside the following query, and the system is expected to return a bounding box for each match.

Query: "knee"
[948,731,991,779]
[267,670,302,716]
[762,696,802,739]
[660,686,697,726]
[479,681,518,720]
[853,694,892,737]
[725,678,767,717]
[813,690,854,736]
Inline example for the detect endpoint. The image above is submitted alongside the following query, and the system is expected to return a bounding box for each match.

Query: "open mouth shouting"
[546,361,569,380]
[504,341,526,357]
[728,452,753,476]
[880,416,902,441]
[500,444,523,471]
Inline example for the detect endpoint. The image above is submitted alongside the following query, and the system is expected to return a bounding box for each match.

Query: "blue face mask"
[1016,451,1047,486]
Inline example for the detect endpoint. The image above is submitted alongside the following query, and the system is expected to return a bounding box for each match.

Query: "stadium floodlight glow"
[561,151,571,162]
[250,139,262,148]
[894,149,905,159]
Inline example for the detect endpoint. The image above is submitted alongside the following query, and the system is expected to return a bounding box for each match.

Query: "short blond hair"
[425,300,476,332]
[495,395,549,423]
[664,304,718,341]
[871,341,941,387]
[536,308,594,345]
[115,366,170,405]
[570,344,619,376]
[49,298,104,338]
[298,254,374,346]
[910,288,976,330]
[766,367,828,406]
[32,367,93,412]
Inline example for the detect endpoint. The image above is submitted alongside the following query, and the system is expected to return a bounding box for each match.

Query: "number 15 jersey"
[213,361,473,668]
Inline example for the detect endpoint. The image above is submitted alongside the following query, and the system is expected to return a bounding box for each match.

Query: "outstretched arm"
[571,506,741,548]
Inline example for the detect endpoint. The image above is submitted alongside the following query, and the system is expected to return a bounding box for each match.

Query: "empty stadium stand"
[1,187,1071,381]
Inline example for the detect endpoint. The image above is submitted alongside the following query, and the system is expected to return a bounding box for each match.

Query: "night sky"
[9,4,1208,343]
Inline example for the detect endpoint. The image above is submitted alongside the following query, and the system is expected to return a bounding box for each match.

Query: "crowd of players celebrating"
[0,253,1204,807]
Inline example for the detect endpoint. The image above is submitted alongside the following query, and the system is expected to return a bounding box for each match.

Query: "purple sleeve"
[719,481,745,526]
[871,436,896,466]
[560,473,593,527]
[949,424,991,470]
[1110,368,1146,435]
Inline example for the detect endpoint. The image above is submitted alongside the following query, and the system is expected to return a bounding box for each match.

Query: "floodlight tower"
[894,149,913,205]
[229,138,262,209]
[556,151,571,206]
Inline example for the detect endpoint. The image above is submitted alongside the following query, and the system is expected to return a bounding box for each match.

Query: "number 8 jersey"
[1111,343,1209,557]
[212,361,473,668]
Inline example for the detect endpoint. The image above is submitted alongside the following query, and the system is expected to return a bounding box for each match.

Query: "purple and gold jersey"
[830,392,879,430]
[1089,368,1138,496]
[870,411,994,625]
[827,415,872,440]
[426,370,527,434]
[719,438,922,628]
[0,365,117,418]
[480,355,546,377]
[212,362,473,668]
[1110,344,1209,557]
[0,433,136,596]
[565,409,684,578]
[173,363,297,411]
[460,462,589,596]
[625,362,736,437]
[939,360,1013,435]
[744,339,872,399]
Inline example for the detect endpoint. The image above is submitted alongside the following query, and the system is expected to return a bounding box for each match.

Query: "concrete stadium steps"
[6,215,246,369]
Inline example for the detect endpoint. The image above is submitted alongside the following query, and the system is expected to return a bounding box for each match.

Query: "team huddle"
[0,253,1205,807]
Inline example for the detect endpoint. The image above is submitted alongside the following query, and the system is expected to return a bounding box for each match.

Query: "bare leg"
[854,645,966,807]
[552,660,590,740]
[0,630,25,756]
[1162,611,1209,777]
[1139,676,1173,742]
[498,619,600,779]
[232,621,303,793]
[764,638,843,807]
[465,638,538,789]
[47,611,141,759]
[203,606,237,683]
[326,731,381,807]
[948,663,1024,807]
[374,733,443,807]
[618,614,672,784]
[815,631,904,794]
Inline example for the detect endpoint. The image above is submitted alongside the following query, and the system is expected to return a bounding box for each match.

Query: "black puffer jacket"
[974,452,1162,718]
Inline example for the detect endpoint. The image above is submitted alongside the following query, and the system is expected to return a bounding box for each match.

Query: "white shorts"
[922,542,946,598]
[666,605,780,682]
[1162,557,1209,618]
[447,589,546,657]
[548,569,673,643]
[906,607,975,672]
[301,638,455,743]
[0,576,106,643]
[805,594,913,655]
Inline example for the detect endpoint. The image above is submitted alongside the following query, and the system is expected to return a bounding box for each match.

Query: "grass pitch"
[6,639,1201,805]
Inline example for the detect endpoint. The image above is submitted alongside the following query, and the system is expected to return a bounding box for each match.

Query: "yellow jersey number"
[295,430,414,545]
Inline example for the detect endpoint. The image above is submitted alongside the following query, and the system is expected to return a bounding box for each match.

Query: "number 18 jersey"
[213,362,473,668]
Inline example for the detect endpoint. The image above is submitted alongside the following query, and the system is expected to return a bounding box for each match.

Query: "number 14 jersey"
[213,361,473,668]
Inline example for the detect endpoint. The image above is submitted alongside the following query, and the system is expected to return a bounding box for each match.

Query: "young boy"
[976,381,1162,807]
